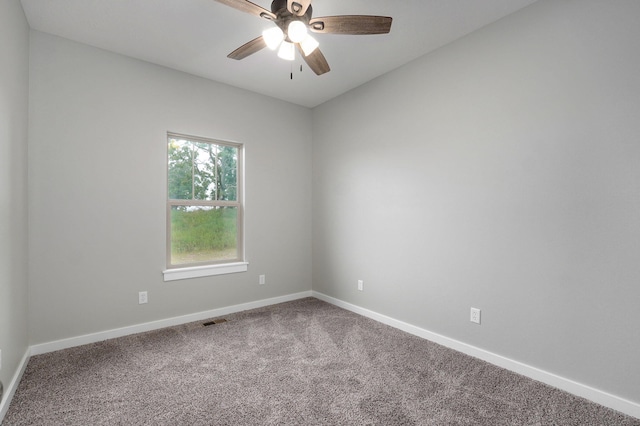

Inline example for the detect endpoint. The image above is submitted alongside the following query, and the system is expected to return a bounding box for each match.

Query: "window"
[164,132,245,280]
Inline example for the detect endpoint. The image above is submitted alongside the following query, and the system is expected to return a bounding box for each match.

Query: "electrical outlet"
[357,280,364,291]
[259,274,266,285]
[138,291,148,305]
[470,307,481,324]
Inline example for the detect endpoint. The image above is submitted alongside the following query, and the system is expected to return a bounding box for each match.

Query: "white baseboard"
[11,290,639,421]
[31,291,313,356]
[3,291,312,423]
[312,291,640,420]
[0,347,31,424]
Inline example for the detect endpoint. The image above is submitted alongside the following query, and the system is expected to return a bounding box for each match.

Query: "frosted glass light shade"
[300,35,319,56]
[263,27,284,50]
[287,20,308,43]
[277,41,295,61]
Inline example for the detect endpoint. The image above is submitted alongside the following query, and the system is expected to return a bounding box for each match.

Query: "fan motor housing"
[271,0,312,20]
[270,0,313,39]
[271,0,287,13]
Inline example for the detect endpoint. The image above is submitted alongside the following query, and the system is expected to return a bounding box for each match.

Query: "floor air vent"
[203,319,228,326]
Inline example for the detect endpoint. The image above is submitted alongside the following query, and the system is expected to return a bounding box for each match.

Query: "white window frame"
[163,132,247,281]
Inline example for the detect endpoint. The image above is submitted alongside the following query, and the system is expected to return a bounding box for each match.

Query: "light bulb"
[300,35,319,56]
[277,41,295,61]
[287,20,308,43]
[262,27,284,50]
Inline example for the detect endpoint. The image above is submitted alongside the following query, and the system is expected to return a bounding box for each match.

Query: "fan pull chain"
[289,60,303,80]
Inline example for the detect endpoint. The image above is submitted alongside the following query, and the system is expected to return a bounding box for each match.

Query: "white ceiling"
[20,0,538,108]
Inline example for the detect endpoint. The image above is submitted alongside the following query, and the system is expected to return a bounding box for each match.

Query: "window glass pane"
[218,145,238,201]
[167,133,242,269]
[170,206,238,265]
[193,142,216,200]
[168,138,193,200]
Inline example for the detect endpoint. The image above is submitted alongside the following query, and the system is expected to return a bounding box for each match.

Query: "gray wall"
[28,32,312,344]
[312,0,640,403]
[0,0,30,400]
[13,0,640,410]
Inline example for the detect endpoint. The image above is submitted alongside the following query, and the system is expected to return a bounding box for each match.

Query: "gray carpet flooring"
[3,297,639,425]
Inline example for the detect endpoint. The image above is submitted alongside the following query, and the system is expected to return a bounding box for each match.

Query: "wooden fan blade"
[309,15,392,35]
[287,0,311,17]
[297,45,330,75]
[214,0,276,20]
[228,36,267,60]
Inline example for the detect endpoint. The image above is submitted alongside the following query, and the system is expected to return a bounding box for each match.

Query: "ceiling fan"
[215,0,393,75]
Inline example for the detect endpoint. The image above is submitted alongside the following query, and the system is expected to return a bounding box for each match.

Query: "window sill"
[163,262,248,282]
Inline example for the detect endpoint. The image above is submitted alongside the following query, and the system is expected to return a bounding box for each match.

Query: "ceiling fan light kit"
[263,26,285,49]
[287,20,308,43]
[215,0,392,75]
[264,19,316,60]
[277,41,296,61]
[299,34,319,57]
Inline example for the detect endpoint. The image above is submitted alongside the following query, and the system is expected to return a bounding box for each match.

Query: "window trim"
[164,132,245,278]
[163,262,248,282]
